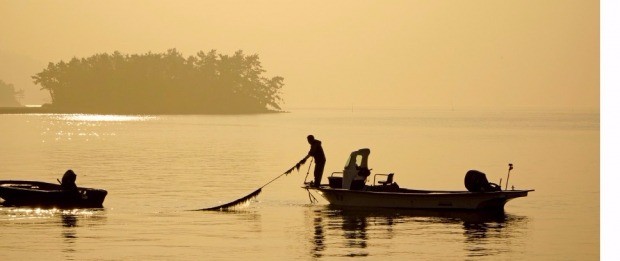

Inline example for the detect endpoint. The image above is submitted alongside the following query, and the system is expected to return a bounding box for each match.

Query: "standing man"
[303,135,326,187]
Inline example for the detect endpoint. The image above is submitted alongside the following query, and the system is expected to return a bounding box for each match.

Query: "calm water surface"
[0,109,599,260]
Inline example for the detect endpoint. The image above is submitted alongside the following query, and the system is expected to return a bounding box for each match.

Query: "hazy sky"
[0,0,599,111]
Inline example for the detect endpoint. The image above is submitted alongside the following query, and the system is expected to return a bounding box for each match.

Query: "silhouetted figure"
[303,135,326,187]
[61,169,79,192]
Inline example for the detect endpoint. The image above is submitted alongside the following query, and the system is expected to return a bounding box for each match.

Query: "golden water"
[0,109,599,260]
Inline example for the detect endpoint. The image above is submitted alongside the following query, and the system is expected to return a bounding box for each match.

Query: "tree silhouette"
[32,49,284,114]
[0,79,23,107]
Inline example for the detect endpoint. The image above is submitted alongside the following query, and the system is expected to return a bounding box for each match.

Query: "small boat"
[0,180,107,208]
[304,148,533,212]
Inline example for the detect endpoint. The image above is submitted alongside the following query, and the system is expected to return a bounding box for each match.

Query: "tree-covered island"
[31,49,284,114]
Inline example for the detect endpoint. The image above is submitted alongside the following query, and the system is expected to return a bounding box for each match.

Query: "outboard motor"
[464,170,501,192]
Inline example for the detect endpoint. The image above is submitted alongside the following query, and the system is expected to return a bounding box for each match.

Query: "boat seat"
[377,173,394,186]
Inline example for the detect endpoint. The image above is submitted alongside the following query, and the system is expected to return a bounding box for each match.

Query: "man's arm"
[300,154,310,164]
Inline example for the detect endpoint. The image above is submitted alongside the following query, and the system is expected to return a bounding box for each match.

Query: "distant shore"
[0,106,48,114]
[0,106,284,115]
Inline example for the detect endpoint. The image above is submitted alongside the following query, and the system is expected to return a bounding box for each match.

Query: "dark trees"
[0,80,23,107]
[32,49,284,114]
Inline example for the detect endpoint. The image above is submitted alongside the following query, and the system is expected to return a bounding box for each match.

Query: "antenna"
[505,163,513,190]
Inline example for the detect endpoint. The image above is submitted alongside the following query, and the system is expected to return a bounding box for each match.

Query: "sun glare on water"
[38,114,155,142]
[61,114,155,122]
[3,208,95,221]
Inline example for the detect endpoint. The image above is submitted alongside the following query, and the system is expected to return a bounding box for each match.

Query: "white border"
[601,0,618,259]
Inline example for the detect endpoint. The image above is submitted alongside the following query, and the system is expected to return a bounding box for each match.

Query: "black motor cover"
[464,170,501,192]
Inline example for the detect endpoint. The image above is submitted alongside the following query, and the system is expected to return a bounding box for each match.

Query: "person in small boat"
[302,135,326,187]
[60,169,79,192]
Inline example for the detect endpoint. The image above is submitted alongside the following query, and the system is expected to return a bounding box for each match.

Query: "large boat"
[304,148,533,212]
[0,180,107,208]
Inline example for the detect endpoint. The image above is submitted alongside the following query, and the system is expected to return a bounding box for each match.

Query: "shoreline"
[0,107,286,115]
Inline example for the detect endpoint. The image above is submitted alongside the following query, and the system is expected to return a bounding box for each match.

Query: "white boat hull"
[307,186,532,211]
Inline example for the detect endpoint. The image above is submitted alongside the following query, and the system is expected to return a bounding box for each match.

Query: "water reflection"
[307,205,527,259]
[308,206,378,257]
[60,213,79,257]
[0,207,107,259]
[57,209,107,259]
[312,216,325,257]
[61,213,79,227]
[341,213,368,254]
[461,213,528,258]
[61,213,79,240]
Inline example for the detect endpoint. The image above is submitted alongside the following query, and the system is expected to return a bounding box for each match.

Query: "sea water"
[0,108,599,260]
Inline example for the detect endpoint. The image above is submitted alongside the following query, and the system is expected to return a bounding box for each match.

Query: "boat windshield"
[344,154,364,169]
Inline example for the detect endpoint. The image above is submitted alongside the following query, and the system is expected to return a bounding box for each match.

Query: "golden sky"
[0,0,599,111]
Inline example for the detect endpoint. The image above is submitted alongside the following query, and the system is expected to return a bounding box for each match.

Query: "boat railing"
[373,173,394,186]
[330,172,343,177]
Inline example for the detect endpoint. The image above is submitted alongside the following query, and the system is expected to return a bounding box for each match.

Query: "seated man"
[60,169,79,192]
